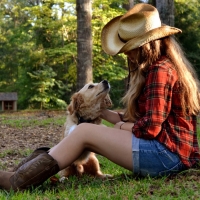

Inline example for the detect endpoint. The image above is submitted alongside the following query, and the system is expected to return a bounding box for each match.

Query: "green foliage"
[92,0,127,107]
[27,65,67,109]
[0,0,199,109]
[175,0,200,74]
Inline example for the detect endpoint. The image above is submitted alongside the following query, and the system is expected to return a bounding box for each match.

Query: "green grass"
[0,113,200,199]
[0,114,110,129]
[0,115,65,128]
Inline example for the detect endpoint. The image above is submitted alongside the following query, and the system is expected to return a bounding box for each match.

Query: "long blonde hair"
[122,36,200,122]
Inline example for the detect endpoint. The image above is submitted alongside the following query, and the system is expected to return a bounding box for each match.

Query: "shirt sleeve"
[133,62,178,139]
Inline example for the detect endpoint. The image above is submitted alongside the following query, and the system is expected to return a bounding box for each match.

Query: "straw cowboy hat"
[101,3,182,56]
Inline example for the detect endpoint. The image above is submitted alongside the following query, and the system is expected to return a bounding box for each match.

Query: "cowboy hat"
[101,3,182,56]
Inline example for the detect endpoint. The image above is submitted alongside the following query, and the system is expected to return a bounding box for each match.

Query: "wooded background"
[0,0,199,109]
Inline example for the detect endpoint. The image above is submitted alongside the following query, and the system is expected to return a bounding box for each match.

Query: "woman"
[1,3,200,191]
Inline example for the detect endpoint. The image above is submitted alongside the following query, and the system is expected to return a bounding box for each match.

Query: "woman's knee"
[70,123,94,141]
[75,123,92,134]
[71,123,104,149]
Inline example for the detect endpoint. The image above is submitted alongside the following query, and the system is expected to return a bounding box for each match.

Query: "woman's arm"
[101,110,134,132]
[101,109,122,124]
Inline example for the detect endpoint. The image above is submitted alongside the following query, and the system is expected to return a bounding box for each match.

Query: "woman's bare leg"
[49,123,133,171]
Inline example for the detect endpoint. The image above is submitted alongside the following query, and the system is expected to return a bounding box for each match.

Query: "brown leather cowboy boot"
[12,147,50,171]
[0,152,59,191]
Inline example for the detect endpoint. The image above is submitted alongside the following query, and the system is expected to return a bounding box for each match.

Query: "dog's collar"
[76,113,94,125]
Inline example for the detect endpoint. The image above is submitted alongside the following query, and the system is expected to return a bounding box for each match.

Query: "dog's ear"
[68,93,84,114]
[101,94,112,109]
[67,101,74,115]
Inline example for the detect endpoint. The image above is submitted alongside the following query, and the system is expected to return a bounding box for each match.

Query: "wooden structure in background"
[0,92,18,111]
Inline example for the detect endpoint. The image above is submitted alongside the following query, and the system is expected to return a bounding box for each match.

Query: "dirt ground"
[0,111,65,171]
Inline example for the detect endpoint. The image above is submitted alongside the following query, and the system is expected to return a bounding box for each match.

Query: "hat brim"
[101,16,182,56]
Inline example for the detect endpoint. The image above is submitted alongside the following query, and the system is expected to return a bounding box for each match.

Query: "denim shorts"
[132,134,186,177]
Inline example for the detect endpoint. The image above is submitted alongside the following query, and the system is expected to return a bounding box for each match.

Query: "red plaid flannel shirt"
[133,56,200,168]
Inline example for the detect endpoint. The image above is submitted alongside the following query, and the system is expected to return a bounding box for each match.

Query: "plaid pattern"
[133,56,200,167]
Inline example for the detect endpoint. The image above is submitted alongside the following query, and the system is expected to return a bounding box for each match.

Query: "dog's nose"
[102,80,110,89]
[102,80,108,85]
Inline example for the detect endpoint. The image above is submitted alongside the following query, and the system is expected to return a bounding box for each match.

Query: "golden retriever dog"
[59,80,112,180]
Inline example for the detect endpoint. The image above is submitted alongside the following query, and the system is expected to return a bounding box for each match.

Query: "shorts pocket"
[157,149,180,168]
[158,161,185,176]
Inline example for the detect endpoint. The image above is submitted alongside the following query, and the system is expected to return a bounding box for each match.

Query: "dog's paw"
[104,174,113,179]
[59,176,67,183]
[96,173,113,180]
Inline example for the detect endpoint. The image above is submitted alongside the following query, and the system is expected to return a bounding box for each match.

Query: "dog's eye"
[88,85,94,89]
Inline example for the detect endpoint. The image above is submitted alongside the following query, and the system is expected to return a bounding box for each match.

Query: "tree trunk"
[155,0,174,26]
[123,0,135,10]
[76,0,93,90]
[129,0,134,9]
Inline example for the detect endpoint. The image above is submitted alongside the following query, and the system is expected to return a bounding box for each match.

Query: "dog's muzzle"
[96,80,110,96]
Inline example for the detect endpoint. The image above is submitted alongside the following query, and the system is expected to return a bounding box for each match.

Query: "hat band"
[118,34,127,43]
